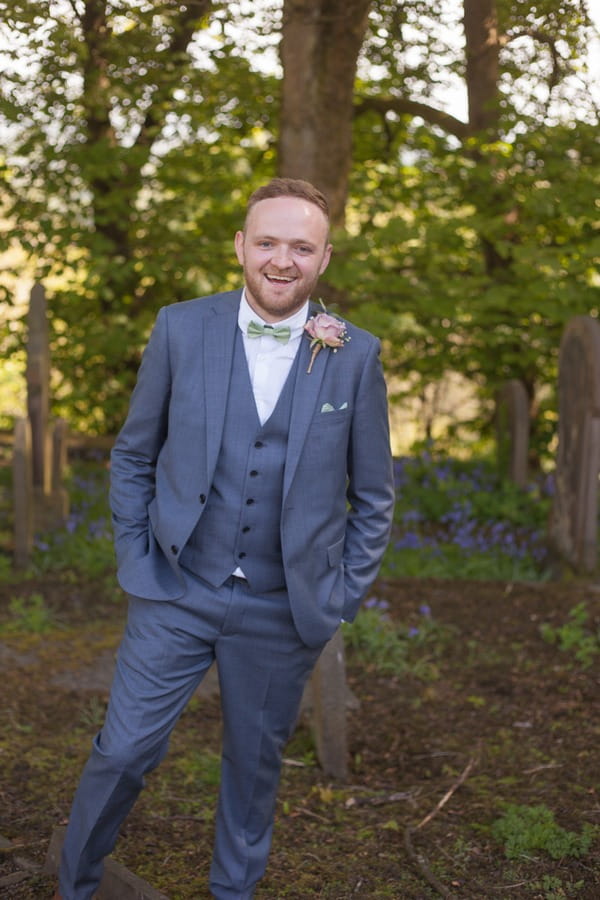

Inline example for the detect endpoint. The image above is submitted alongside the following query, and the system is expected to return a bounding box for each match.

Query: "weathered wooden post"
[25,283,51,497]
[308,629,349,779]
[12,417,34,568]
[51,417,70,526]
[45,827,169,900]
[549,316,600,573]
[495,379,530,487]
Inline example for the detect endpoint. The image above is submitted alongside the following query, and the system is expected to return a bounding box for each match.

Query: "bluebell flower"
[396,532,422,550]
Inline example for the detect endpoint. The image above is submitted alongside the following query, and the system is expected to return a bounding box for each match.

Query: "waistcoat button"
[170,545,178,555]
[199,494,206,503]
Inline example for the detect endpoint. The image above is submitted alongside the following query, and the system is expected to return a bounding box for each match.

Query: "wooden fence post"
[549,315,600,573]
[13,417,34,568]
[495,379,529,487]
[51,417,70,525]
[26,282,51,497]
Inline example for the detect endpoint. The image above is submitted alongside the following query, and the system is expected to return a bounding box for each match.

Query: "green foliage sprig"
[491,803,598,860]
[343,598,453,680]
[540,602,600,669]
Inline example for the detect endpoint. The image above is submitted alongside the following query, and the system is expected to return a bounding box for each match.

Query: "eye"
[296,245,313,254]
[258,240,273,248]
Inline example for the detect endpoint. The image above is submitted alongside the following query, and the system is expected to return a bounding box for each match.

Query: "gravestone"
[495,379,529,487]
[12,417,34,568]
[549,315,600,573]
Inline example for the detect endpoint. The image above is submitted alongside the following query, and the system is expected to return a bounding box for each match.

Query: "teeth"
[266,275,294,283]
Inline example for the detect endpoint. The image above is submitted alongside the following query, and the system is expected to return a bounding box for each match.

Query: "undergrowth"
[540,601,600,668]
[342,596,453,679]
[491,803,598,861]
[382,449,552,582]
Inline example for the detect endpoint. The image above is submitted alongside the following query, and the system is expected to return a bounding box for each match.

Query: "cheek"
[300,261,325,283]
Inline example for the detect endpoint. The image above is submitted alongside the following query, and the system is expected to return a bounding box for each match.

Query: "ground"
[0,574,599,899]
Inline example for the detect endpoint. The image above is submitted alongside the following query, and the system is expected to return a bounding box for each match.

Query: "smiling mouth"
[265,274,295,284]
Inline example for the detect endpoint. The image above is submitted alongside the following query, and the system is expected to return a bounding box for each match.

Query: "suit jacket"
[109,289,395,647]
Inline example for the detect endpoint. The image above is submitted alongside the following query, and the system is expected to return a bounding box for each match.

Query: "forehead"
[245,196,329,242]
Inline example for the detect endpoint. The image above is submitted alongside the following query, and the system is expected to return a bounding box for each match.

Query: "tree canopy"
[1,0,599,457]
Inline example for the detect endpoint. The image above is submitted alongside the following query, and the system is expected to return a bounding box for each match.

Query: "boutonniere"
[304,300,350,374]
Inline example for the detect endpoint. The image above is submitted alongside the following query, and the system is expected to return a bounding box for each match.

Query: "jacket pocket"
[327,536,345,568]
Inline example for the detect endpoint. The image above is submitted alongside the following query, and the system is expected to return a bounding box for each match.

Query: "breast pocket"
[314,406,352,428]
[304,410,351,465]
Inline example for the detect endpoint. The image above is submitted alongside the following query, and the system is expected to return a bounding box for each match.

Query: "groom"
[54,177,394,899]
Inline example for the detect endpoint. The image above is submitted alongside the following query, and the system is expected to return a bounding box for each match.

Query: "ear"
[319,242,333,275]
[234,230,245,266]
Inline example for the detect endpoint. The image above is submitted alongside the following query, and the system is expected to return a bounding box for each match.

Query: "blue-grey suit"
[58,290,394,899]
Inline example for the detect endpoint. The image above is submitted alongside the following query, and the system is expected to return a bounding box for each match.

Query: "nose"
[271,243,293,268]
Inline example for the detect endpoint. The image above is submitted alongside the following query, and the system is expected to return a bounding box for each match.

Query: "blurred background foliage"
[0,0,598,463]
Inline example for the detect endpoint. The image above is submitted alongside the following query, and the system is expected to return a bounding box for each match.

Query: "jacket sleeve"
[342,338,395,621]
[109,307,172,566]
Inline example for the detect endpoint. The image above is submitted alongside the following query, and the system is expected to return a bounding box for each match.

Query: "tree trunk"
[463,0,500,133]
[279,0,372,227]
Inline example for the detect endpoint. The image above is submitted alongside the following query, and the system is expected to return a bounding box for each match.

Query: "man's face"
[234,196,332,322]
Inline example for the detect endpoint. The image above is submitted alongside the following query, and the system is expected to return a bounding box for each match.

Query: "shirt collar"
[238,290,309,340]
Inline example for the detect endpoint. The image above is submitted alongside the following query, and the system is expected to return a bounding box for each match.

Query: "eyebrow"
[255,234,318,248]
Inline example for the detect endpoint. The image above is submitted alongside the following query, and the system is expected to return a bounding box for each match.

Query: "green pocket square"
[320,402,348,413]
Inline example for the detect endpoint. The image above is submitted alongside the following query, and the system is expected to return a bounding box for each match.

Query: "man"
[54,177,394,899]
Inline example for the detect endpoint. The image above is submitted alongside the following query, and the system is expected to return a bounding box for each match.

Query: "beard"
[243,266,322,321]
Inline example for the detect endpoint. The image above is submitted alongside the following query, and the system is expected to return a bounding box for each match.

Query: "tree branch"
[403,751,479,898]
[502,28,564,92]
[354,95,471,140]
[135,0,214,149]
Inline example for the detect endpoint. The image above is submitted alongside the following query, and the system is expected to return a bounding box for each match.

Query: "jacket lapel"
[283,327,328,497]
[202,294,239,482]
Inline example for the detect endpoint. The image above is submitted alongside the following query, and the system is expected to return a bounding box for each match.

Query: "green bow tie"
[247,320,291,344]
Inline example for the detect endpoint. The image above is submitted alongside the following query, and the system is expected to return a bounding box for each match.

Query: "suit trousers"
[58,570,324,900]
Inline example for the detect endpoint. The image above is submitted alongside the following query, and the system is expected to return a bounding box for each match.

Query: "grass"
[3,592,55,634]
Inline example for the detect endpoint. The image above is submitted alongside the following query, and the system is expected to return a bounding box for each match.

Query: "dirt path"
[1,575,599,898]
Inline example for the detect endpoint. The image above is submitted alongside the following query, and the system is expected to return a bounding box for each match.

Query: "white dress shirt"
[238,291,308,425]
[233,293,308,580]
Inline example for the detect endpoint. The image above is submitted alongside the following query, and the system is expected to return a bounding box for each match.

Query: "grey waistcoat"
[179,328,300,593]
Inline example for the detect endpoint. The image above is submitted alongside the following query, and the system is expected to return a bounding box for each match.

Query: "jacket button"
[254,441,264,448]
[242,526,250,533]
[199,494,206,503]
[170,545,179,555]
[239,551,246,559]
[249,470,258,477]
[246,498,254,505]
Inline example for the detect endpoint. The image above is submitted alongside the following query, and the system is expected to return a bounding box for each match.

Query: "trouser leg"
[209,581,324,900]
[58,592,217,900]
